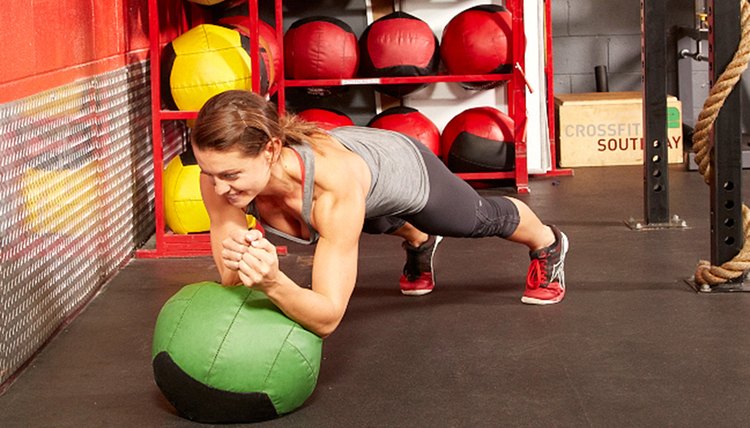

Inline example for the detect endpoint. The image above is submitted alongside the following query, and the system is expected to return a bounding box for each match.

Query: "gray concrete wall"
[553,0,750,135]
[552,0,693,95]
[268,0,750,131]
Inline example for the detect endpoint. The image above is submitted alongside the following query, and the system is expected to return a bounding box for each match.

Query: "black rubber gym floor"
[3,165,750,427]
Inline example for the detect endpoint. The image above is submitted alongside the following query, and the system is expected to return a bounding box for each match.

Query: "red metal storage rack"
[138,0,566,258]
[276,0,532,192]
[137,0,264,258]
[536,0,573,179]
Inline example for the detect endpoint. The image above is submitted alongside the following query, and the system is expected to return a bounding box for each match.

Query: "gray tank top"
[249,126,430,244]
[331,126,430,218]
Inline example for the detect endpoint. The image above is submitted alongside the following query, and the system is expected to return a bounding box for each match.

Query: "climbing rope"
[692,0,750,285]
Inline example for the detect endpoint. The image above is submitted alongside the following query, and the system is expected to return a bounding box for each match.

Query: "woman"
[192,90,568,338]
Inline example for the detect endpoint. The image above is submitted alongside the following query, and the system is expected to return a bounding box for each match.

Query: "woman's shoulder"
[329,125,390,139]
[308,135,371,194]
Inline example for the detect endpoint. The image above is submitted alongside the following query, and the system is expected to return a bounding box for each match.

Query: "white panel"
[524,0,551,173]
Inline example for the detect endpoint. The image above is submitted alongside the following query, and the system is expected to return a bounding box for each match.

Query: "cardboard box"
[555,92,683,167]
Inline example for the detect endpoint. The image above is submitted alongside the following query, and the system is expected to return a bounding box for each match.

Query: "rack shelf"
[274,0,530,191]
[137,0,242,258]
[284,73,514,88]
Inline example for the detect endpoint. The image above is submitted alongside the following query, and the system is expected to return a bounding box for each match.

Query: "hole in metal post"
[725,200,735,209]
[652,140,660,148]
[652,155,661,163]
[725,236,735,245]
[653,184,663,192]
[725,218,735,227]
[724,181,735,191]
[652,169,661,177]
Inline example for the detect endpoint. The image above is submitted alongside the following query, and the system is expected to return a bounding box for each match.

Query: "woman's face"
[192,144,272,209]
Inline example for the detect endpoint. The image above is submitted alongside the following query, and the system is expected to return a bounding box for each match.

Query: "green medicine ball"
[152,282,323,423]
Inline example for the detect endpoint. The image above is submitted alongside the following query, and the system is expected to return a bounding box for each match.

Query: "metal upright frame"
[707,0,744,283]
[642,0,669,223]
[535,0,574,180]
[136,0,261,258]
[628,0,686,231]
[279,0,532,192]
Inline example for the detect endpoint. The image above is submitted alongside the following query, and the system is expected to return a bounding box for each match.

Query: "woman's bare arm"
[200,173,252,286]
[237,187,365,338]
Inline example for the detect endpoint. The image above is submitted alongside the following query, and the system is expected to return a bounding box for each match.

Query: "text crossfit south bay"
[563,123,681,152]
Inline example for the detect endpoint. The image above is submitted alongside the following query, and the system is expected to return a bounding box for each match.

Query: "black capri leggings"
[362,139,520,239]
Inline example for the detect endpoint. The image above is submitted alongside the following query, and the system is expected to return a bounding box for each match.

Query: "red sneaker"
[522,225,568,305]
[399,235,443,296]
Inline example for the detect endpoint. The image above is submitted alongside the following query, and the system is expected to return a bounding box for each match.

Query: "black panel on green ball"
[153,352,279,424]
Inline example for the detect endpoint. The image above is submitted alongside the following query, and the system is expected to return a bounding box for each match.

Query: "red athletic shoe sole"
[521,287,565,305]
[400,272,435,296]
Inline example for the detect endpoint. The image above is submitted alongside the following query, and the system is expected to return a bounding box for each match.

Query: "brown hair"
[191,90,324,156]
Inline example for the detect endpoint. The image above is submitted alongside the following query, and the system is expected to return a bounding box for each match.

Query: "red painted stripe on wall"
[0,50,149,104]
[0,0,186,104]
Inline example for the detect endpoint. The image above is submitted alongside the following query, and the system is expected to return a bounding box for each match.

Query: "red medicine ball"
[284,16,359,80]
[367,106,440,156]
[218,16,282,95]
[297,108,355,130]
[441,107,515,172]
[441,5,512,90]
[359,12,440,97]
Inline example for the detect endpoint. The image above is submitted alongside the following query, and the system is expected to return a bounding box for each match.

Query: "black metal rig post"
[628,0,686,230]
[642,0,669,223]
[704,0,745,290]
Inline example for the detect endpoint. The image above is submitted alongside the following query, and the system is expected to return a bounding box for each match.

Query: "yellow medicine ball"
[22,158,100,236]
[164,151,256,234]
[162,23,269,112]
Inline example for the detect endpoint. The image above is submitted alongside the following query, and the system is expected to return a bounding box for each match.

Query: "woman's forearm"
[262,273,342,338]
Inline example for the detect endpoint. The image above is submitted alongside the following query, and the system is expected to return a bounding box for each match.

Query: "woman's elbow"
[313,315,343,339]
